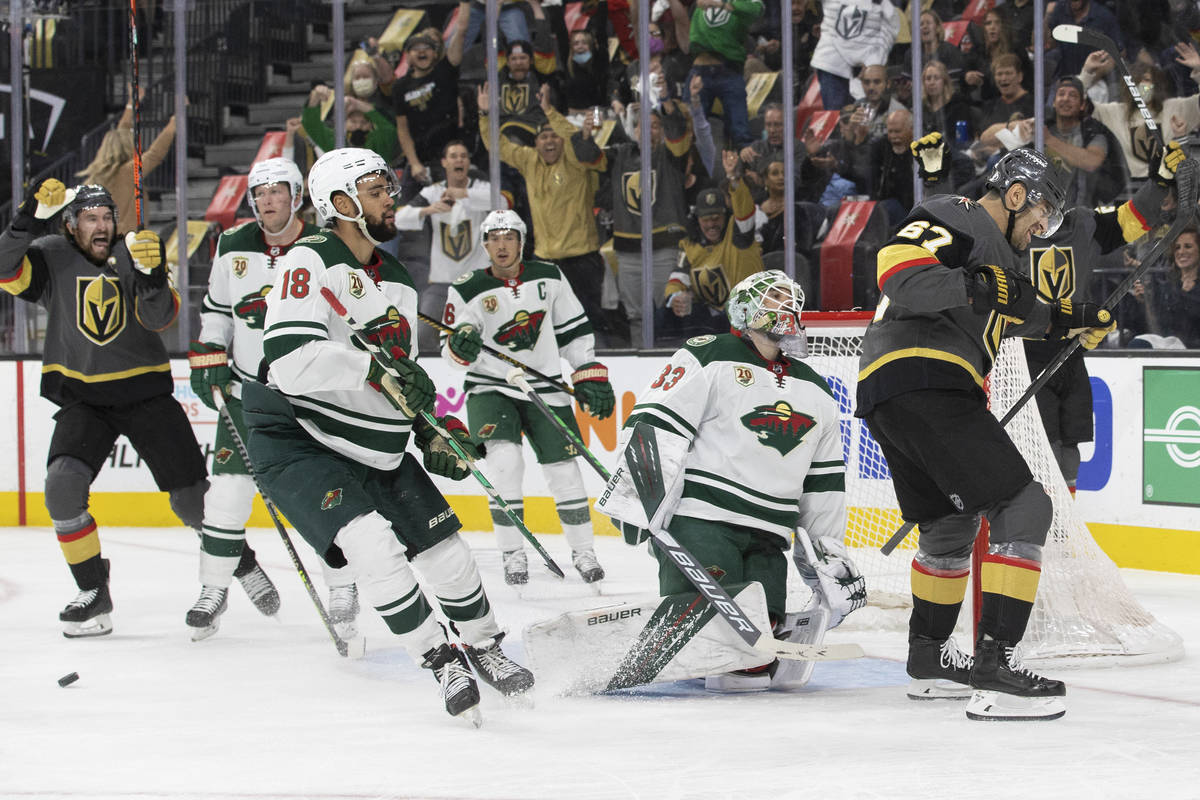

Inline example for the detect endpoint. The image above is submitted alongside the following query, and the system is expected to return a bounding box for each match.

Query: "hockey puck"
[57,672,79,687]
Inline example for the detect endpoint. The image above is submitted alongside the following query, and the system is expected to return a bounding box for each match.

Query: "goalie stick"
[319,287,566,579]
[881,157,1200,556]
[211,388,365,659]
[625,422,863,663]
[417,312,576,396]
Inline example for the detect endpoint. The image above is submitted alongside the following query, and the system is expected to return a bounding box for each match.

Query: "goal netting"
[798,312,1184,666]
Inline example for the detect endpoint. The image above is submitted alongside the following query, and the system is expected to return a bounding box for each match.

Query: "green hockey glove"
[188,341,232,410]
[571,361,615,419]
[447,323,483,366]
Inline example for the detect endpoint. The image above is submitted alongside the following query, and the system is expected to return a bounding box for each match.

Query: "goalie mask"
[307,147,400,244]
[247,157,304,234]
[726,270,808,358]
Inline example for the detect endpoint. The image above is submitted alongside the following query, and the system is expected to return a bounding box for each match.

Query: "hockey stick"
[506,368,611,482]
[128,0,144,228]
[1051,25,1161,147]
[211,388,365,658]
[417,312,576,396]
[624,422,864,662]
[881,158,1200,556]
[320,287,566,579]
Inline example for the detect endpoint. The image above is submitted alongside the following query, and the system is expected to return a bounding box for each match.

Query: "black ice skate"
[465,632,535,697]
[61,558,113,638]
[186,586,229,641]
[966,638,1066,721]
[234,549,280,616]
[906,635,974,700]
[422,643,482,727]
[327,584,360,641]
[502,550,528,586]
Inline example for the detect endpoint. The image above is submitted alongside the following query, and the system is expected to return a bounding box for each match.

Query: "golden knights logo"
[621,170,657,215]
[733,365,754,386]
[440,220,473,261]
[1031,245,1074,302]
[76,274,126,345]
[494,309,546,351]
[740,401,816,456]
[215,447,235,465]
[234,286,272,330]
[501,83,530,114]
[232,256,249,279]
[320,488,343,510]
[691,264,731,307]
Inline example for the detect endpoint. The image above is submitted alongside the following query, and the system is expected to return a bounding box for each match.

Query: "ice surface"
[2,527,1198,800]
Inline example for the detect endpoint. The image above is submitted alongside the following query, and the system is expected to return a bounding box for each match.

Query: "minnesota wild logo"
[215,447,234,465]
[494,309,546,352]
[234,286,272,330]
[740,401,816,456]
[320,488,343,510]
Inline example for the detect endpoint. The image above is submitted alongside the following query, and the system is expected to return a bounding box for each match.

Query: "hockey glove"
[11,179,75,234]
[414,414,481,481]
[366,355,437,415]
[619,520,651,546]
[794,535,866,629]
[965,263,1038,322]
[188,341,233,411]
[1150,140,1186,187]
[447,323,483,366]
[571,362,615,419]
[910,132,948,183]
[1047,298,1115,350]
[125,230,166,277]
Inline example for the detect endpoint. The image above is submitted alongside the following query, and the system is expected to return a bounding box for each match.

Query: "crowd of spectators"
[263,0,1200,351]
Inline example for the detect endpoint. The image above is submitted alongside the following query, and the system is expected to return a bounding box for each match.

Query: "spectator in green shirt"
[300,84,396,164]
[675,0,763,149]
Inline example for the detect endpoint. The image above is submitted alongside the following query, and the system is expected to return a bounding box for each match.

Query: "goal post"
[797,311,1184,666]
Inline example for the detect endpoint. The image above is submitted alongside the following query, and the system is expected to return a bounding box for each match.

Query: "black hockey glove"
[1047,298,1115,350]
[910,132,948,184]
[126,230,168,284]
[1149,140,1186,187]
[11,178,73,235]
[414,414,481,481]
[965,263,1038,322]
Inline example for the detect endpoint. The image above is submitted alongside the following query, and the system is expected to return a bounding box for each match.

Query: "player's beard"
[364,213,396,244]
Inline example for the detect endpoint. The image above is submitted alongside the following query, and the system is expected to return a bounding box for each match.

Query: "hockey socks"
[55,514,104,590]
[908,559,969,641]
[977,553,1040,643]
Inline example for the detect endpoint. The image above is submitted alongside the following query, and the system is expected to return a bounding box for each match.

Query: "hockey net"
[798,311,1184,666]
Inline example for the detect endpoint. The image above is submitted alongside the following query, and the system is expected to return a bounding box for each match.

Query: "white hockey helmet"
[307,147,400,227]
[480,208,526,249]
[726,270,808,358]
[246,157,304,231]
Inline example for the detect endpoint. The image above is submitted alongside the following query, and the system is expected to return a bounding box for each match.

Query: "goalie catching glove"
[1047,298,1114,350]
[966,263,1038,322]
[571,362,615,419]
[794,534,866,629]
[910,132,949,183]
[188,341,232,410]
[413,414,481,481]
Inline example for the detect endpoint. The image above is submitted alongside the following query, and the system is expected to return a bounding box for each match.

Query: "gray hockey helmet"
[985,148,1067,236]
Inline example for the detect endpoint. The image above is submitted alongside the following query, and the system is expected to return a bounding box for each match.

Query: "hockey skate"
[906,635,974,701]
[502,550,528,586]
[422,643,482,727]
[234,550,280,616]
[60,584,114,638]
[770,603,831,689]
[328,584,360,641]
[465,632,535,698]
[705,666,772,693]
[571,549,605,585]
[186,586,229,641]
[966,638,1066,721]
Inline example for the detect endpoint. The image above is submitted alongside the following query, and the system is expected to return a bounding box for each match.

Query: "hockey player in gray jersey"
[0,181,212,637]
[240,148,532,725]
[440,209,615,586]
[187,157,357,640]
[615,270,864,692]
[857,146,1115,720]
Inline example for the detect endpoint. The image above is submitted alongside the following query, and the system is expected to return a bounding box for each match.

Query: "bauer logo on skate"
[494,310,545,352]
[740,402,816,456]
[320,489,343,510]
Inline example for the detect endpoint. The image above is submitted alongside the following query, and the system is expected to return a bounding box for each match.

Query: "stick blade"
[625,423,668,524]
[1051,24,1081,44]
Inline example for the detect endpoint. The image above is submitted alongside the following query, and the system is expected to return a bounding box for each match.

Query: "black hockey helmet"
[985,148,1067,236]
[65,184,118,229]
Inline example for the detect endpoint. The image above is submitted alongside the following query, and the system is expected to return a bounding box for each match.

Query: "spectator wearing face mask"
[300,84,397,162]
[562,29,607,115]
[345,59,387,110]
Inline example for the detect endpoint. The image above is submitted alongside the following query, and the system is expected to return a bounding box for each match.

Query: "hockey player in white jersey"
[440,209,615,586]
[394,140,503,353]
[187,157,358,640]
[240,148,532,725]
[613,270,864,691]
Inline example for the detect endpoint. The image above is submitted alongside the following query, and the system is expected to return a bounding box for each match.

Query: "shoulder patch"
[295,234,328,245]
[453,271,475,285]
[686,335,716,346]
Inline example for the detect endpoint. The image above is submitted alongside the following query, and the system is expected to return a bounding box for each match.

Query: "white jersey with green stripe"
[199,221,323,395]
[441,258,596,403]
[624,332,846,545]
[262,231,420,470]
